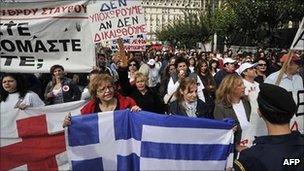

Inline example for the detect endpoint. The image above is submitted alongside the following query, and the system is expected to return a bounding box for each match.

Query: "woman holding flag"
[63,74,141,127]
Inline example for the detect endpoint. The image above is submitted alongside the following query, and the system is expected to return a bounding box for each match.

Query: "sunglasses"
[258,64,267,66]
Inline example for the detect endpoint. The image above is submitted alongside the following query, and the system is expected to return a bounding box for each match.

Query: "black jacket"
[130,88,164,114]
[168,99,213,119]
[45,77,81,105]
[234,131,304,171]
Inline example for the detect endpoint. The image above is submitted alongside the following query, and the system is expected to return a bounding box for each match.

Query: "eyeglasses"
[97,86,114,94]
[129,63,136,66]
[258,64,267,66]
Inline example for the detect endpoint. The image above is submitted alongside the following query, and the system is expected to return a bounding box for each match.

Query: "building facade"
[141,0,221,39]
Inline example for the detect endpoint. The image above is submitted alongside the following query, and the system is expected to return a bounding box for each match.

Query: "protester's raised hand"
[130,105,141,112]
[178,70,186,80]
[63,112,71,128]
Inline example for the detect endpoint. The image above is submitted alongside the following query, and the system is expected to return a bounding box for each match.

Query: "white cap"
[223,57,236,64]
[147,59,156,65]
[237,62,257,75]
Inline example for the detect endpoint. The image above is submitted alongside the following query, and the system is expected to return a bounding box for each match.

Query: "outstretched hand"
[63,112,71,128]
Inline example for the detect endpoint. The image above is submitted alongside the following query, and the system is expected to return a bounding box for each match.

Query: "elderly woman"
[63,74,140,127]
[168,77,212,118]
[130,72,164,114]
[45,65,81,105]
[1,73,44,113]
[213,74,251,153]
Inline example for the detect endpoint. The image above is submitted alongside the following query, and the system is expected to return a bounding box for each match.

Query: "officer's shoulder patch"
[234,159,246,171]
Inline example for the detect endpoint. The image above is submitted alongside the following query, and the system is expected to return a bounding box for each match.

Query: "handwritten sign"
[88,0,146,43]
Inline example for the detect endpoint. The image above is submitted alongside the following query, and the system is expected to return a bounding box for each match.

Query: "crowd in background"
[1,47,304,169]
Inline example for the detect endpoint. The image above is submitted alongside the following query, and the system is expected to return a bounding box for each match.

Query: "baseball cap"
[237,62,257,75]
[223,58,236,64]
[147,59,156,66]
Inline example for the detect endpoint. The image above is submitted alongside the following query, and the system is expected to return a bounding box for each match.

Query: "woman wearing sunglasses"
[254,59,268,84]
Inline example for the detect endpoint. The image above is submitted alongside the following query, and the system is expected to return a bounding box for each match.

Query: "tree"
[156,12,214,49]
[224,0,304,47]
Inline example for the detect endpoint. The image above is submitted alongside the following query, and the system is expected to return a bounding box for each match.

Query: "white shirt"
[167,75,206,102]
[265,71,304,115]
[265,71,303,92]
[81,87,91,100]
[148,67,161,87]
[233,100,249,131]
[1,91,45,114]
[243,79,260,99]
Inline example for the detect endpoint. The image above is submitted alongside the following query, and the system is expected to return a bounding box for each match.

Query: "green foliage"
[224,0,304,47]
[156,11,214,49]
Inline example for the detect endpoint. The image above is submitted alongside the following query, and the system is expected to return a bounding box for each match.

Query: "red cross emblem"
[0,114,66,170]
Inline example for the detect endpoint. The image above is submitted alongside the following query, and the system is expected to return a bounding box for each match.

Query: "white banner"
[291,17,304,50]
[0,1,95,73]
[88,0,146,43]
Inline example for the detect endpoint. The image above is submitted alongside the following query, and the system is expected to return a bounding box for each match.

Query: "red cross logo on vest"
[0,114,66,170]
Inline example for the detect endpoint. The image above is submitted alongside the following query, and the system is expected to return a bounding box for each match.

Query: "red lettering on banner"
[94,24,146,42]
[0,115,65,170]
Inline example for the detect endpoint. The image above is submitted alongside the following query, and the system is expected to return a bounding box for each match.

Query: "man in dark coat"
[234,83,304,171]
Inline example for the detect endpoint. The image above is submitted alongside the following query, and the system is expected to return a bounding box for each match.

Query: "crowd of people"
[1,47,303,170]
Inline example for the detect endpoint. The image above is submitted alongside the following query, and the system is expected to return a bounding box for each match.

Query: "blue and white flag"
[66,110,234,170]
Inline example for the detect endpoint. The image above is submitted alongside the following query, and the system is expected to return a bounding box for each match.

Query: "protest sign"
[111,34,147,52]
[290,17,304,50]
[0,0,95,73]
[88,0,146,43]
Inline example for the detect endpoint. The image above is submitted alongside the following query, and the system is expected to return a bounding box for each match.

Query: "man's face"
[177,62,187,73]
[225,62,235,72]
[244,67,257,78]
[97,55,107,66]
[288,61,300,75]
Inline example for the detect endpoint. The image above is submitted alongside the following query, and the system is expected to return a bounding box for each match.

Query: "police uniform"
[234,131,304,171]
[234,83,304,171]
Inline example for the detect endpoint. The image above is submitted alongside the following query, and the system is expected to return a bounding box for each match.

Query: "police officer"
[234,83,304,171]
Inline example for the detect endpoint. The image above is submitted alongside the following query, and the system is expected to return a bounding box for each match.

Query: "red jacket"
[80,93,137,115]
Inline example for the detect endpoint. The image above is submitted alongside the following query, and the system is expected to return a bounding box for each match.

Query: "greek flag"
[66,110,234,170]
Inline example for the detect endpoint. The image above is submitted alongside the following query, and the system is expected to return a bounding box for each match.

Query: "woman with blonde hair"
[213,74,251,153]
[168,77,212,118]
[130,72,164,114]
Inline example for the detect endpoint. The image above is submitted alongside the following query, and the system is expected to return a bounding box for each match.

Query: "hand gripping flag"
[66,110,234,170]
